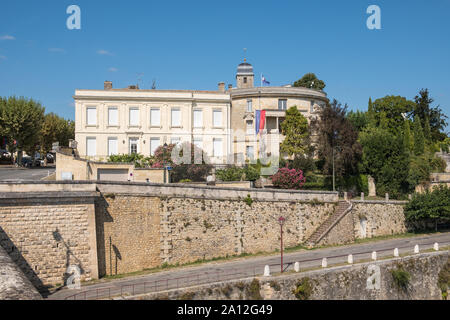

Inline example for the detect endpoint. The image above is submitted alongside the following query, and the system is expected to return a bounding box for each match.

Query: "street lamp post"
[278,216,286,273]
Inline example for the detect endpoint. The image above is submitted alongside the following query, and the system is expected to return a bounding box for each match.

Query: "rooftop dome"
[236,61,254,76]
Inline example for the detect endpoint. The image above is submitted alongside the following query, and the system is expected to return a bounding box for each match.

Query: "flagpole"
[260,73,262,87]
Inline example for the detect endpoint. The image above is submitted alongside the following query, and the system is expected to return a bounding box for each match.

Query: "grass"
[77,230,448,287]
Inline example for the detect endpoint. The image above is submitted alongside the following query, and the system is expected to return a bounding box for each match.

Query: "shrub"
[243,194,253,207]
[245,279,262,300]
[271,165,306,190]
[438,258,450,300]
[244,166,260,181]
[216,166,244,181]
[404,186,450,231]
[391,267,411,291]
[293,278,313,300]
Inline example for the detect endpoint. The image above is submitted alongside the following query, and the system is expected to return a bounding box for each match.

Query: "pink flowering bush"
[271,165,306,190]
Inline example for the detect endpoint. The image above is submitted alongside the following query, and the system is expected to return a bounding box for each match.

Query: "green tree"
[423,115,432,141]
[347,110,369,133]
[403,120,414,153]
[404,186,450,231]
[371,96,415,134]
[411,89,448,142]
[293,73,326,90]
[413,115,425,155]
[359,126,410,198]
[280,106,310,157]
[40,113,75,155]
[311,99,362,179]
[0,96,45,162]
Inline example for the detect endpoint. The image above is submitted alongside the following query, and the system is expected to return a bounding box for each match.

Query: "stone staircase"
[306,201,353,246]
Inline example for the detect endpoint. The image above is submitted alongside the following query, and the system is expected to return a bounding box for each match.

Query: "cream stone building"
[74,61,328,164]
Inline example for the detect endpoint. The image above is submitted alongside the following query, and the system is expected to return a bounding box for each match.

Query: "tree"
[168,142,213,182]
[311,99,362,179]
[40,113,75,155]
[411,89,448,142]
[370,96,415,134]
[404,186,450,231]
[0,96,45,162]
[280,106,310,157]
[293,73,326,90]
[347,110,369,133]
[403,120,413,153]
[413,115,425,155]
[359,126,411,198]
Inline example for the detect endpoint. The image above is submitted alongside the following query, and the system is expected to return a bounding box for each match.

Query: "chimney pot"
[218,82,225,93]
[104,81,113,90]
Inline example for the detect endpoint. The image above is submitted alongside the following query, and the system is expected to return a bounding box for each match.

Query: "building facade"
[74,61,328,164]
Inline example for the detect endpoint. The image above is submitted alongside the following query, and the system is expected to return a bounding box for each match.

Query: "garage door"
[97,169,129,181]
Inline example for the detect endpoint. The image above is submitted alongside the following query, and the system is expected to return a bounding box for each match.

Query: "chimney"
[228,84,233,91]
[218,82,225,93]
[104,81,113,90]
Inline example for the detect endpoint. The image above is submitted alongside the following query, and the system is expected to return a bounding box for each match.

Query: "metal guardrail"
[63,240,449,300]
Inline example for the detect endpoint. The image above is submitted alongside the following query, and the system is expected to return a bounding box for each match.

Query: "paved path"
[0,167,54,181]
[48,232,450,300]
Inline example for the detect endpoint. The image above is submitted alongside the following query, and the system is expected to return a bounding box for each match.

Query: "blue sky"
[0,0,449,130]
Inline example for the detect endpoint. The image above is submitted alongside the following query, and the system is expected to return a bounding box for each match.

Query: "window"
[150,138,160,155]
[193,109,203,128]
[213,110,222,127]
[193,137,203,149]
[129,107,139,126]
[278,99,287,110]
[108,137,118,156]
[150,108,160,127]
[171,108,181,127]
[86,107,97,126]
[246,146,254,159]
[246,120,253,135]
[310,101,314,113]
[129,138,138,154]
[86,137,96,157]
[213,138,223,157]
[108,108,118,126]
[243,77,247,84]
[171,137,181,145]
[247,100,252,112]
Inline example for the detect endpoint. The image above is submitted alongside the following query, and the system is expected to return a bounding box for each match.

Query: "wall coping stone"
[0,191,100,200]
[352,200,408,205]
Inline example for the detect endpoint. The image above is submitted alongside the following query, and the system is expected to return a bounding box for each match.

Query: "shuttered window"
[171,108,181,127]
[108,138,118,156]
[86,107,97,126]
[193,110,203,128]
[108,108,118,126]
[86,138,96,157]
[150,108,160,126]
[213,110,222,127]
[150,138,160,155]
[129,108,139,126]
[213,138,223,157]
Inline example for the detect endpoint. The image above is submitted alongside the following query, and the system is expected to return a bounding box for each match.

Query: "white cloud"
[108,67,118,72]
[48,48,66,53]
[0,35,15,40]
[97,49,113,56]
[0,55,6,60]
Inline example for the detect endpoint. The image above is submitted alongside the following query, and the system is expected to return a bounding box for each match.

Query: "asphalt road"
[0,166,55,181]
[48,232,450,300]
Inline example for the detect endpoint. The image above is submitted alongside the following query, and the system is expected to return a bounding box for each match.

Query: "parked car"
[20,156,33,167]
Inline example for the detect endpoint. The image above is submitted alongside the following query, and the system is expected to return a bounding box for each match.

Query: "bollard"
[294,262,300,272]
[385,193,389,202]
[394,248,399,257]
[344,192,348,201]
[361,192,364,201]
[348,254,353,264]
[371,251,377,261]
[434,243,439,251]
[322,258,327,268]
[263,265,270,277]
[414,244,420,254]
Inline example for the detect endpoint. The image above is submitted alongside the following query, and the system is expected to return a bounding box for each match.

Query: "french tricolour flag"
[262,75,270,86]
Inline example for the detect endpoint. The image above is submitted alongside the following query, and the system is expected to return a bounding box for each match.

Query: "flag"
[255,110,261,134]
[259,110,266,133]
[262,75,270,86]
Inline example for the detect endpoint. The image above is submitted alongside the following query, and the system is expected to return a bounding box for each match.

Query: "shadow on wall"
[94,196,114,277]
[0,226,47,295]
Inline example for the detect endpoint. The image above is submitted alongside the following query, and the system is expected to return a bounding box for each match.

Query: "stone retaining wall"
[128,251,449,300]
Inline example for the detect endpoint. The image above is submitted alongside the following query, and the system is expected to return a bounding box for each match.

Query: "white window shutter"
[171,109,181,127]
[150,138,160,155]
[213,110,222,127]
[87,108,97,125]
[151,109,160,126]
[130,108,139,126]
[213,138,223,157]
[108,108,118,126]
[86,138,96,156]
[193,110,203,127]
[108,138,118,156]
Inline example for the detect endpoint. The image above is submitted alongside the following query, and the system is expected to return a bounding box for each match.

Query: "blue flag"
[262,75,270,86]
[255,110,261,134]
